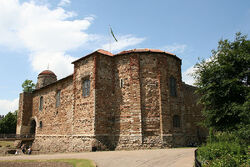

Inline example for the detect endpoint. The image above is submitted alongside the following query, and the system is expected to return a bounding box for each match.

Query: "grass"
[0,159,96,167]
[0,141,15,148]
[51,159,95,167]
[0,141,16,155]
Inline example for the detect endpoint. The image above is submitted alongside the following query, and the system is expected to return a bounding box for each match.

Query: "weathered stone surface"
[16,49,207,153]
[36,70,57,89]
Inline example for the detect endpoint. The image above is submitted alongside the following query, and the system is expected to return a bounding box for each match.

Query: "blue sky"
[0,0,249,115]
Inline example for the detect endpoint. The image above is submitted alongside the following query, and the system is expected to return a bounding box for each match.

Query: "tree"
[22,79,35,92]
[0,111,17,134]
[194,32,250,131]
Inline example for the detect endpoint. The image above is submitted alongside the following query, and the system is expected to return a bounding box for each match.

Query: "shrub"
[197,131,248,167]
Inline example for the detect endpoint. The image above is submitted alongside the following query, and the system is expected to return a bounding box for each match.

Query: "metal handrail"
[195,149,202,167]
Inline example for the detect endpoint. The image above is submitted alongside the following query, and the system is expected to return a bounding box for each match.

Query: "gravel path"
[0,148,196,167]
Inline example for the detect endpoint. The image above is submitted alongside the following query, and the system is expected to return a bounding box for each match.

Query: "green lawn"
[0,159,96,167]
[51,159,95,167]
[0,141,15,148]
[0,141,16,155]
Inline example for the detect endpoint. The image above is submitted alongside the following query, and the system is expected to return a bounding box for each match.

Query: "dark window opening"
[120,79,124,88]
[92,146,97,152]
[56,90,61,107]
[170,76,177,97]
[30,120,36,134]
[173,115,181,128]
[39,96,43,111]
[39,121,43,128]
[82,78,90,97]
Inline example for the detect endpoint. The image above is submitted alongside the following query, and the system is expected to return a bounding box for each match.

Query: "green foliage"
[193,32,250,131]
[22,79,35,93]
[207,126,250,146]
[0,111,17,134]
[198,131,249,167]
[52,159,95,167]
[0,159,95,167]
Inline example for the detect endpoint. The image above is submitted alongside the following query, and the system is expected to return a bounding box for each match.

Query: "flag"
[110,26,118,42]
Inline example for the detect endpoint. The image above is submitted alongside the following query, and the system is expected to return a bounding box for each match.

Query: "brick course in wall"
[16,49,207,153]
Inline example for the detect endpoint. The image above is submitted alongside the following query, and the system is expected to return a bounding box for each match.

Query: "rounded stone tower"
[36,70,57,89]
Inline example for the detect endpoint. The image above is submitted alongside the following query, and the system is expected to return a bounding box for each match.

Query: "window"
[30,120,36,134]
[39,121,43,128]
[56,90,61,107]
[173,115,181,128]
[120,79,124,88]
[170,76,177,97]
[39,96,43,111]
[82,78,90,97]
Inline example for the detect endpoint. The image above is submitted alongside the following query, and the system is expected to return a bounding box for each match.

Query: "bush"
[197,131,249,167]
[0,112,17,134]
[207,127,249,146]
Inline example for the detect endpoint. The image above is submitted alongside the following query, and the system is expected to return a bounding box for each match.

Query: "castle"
[16,49,207,153]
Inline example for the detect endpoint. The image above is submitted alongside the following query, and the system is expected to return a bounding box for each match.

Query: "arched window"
[39,96,43,111]
[56,90,61,107]
[30,120,36,134]
[173,115,181,128]
[82,78,90,97]
[170,76,177,97]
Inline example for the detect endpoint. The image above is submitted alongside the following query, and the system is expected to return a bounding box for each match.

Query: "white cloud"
[0,0,145,78]
[0,98,19,115]
[101,35,146,52]
[58,0,71,7]
[0,0,94,78]
[29,51,76,77]
[162,43,187,54]
[182,65,197,86]
[182,56,216,86]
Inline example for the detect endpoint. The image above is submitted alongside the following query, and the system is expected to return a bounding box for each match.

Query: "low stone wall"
[31,135,176,153]
[31,133,202,153]
[32,135,95,153]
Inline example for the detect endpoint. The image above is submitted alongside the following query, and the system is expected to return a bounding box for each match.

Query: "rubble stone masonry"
[16,49,207,153]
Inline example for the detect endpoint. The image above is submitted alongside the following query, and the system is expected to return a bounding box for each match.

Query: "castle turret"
[36,70,57,89]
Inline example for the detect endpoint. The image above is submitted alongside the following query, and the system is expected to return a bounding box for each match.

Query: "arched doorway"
[30,119,36,134]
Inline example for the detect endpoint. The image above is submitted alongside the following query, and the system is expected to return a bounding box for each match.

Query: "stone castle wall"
[16,92,33,135]
[17,50,207,153]
[31,76,75,152]
[182,83,207,145]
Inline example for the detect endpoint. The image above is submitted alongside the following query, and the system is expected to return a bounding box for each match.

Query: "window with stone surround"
[82,78,90,97]
[170,76,177,97]
[39,96,43,111]
[56,90,61,107]
[173,115,181,128]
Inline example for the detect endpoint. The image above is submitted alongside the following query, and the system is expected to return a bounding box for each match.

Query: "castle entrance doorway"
[30,119,36,134]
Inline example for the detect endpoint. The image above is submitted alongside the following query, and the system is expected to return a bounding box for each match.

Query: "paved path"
[0,148,196,167]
